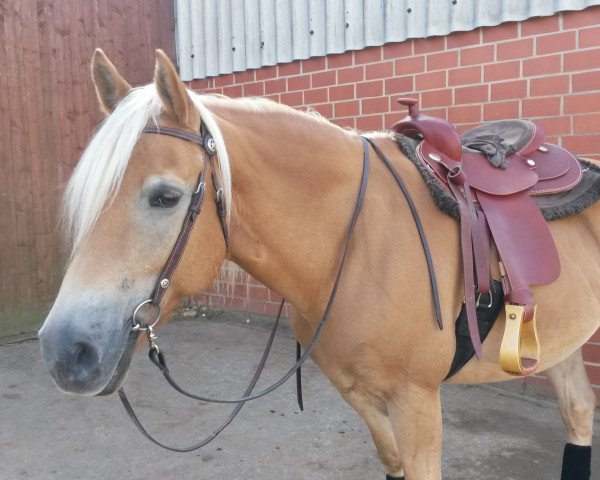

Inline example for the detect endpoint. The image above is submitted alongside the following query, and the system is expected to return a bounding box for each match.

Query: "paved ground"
[1,311,598,480]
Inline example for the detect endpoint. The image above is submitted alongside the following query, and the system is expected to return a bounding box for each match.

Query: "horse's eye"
[150,190,182,208]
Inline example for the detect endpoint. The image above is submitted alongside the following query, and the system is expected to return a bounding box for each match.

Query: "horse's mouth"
[96,328,140,396]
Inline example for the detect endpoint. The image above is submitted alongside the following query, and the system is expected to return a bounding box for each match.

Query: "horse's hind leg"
[545,349,596,480]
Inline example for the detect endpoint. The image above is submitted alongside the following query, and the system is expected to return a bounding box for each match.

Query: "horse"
[38,49,599,480]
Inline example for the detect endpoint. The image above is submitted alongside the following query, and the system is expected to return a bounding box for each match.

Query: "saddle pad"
[395,134,600,222]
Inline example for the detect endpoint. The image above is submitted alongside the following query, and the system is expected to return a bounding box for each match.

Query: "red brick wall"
[189,7,600,399]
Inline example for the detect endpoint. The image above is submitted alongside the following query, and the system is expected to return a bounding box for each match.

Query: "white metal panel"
[175,0,193,80]
[217,0,233,75]
[260,0,278,65]
[275,0,293,63]
[189,0,205,79]
[176,0,600,80]
[326,0,346,54]
[449,0,476,32]
[203,0,219,77]
[344,0,364,50]
[309,0,327,57]
[231,4,246,71]
[292,0,310,59]
[384,0,409,43]
[364,0,385,46]
[405,1,427,39]
[244,0,261,69]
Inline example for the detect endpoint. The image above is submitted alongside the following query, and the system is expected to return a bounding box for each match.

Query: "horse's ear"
[91,49,131,116]
[154,49,200,130]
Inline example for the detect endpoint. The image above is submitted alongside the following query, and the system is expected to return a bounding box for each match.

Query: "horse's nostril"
[72,342,101,379]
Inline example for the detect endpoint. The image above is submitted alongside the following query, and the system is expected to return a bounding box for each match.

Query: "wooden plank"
[35,0,55,302]
[100,0,115,59]
[137,0,156,80]
[66,0,90,160]
[20,0,53,306]
[159,0,176,60]
[108,0,126,77]
[4,1,38,315]
[37,0,67,296]
[82,0,102,134]
[0,5,20,320]
[52,0,74,185]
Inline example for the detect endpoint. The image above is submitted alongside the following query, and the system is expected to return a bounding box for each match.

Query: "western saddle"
[392,98,583,376]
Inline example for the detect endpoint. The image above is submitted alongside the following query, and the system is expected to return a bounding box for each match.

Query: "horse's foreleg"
[545,349,596,480]
[386,382,443,480]
[340,390,405,479]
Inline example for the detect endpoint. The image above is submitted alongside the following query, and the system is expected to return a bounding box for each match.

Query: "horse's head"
[38,50,229,395]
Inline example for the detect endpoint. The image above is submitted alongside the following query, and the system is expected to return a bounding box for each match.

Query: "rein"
[117,127,440,452]
[116,127,371,451]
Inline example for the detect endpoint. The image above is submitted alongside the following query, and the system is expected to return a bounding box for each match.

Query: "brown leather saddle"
[392,98,583,375]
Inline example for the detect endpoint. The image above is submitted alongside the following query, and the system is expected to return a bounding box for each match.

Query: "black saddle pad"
[444,280,504,381]
[394,133,600,221]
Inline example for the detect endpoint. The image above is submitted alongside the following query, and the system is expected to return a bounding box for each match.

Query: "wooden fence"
[0,0,175,338]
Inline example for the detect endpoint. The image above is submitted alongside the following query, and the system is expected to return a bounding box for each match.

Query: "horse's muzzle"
[38,315,136,396]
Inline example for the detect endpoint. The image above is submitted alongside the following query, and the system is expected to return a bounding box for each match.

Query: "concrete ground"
[1,310,598,480]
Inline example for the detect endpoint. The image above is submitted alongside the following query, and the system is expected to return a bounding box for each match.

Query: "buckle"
[476,290,493,309]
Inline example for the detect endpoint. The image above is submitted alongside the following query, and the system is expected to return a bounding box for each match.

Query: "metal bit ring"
[132,299,162,331]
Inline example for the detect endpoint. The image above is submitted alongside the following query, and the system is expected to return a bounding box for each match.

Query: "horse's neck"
[219,106,363,315]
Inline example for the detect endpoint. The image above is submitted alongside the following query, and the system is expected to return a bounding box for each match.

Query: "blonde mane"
[63,85,232,254]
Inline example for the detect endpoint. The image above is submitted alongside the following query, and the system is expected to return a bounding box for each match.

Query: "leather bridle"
[125,124,228,350]
[115,125,440,453]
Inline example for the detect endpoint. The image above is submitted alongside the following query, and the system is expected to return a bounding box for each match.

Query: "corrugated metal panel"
[176,0,600,80]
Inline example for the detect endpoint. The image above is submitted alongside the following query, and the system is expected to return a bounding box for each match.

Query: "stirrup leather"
[499,304,540,375]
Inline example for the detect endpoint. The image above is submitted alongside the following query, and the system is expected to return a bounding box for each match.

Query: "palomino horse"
[38,50,598,479]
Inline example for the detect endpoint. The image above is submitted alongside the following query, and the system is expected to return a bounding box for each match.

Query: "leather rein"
[117,126,440,452]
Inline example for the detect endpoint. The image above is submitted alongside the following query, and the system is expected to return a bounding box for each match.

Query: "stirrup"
[499,304,540,375]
